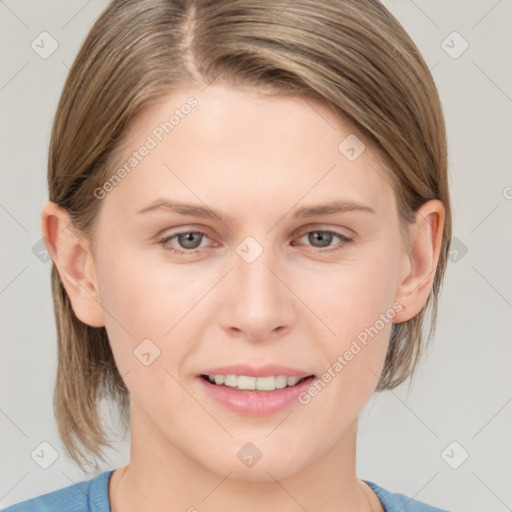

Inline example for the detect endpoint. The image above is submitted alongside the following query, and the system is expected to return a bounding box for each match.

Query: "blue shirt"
[1,470,451,511]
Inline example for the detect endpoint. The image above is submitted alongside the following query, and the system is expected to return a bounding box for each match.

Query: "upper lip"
[198,364,315,378]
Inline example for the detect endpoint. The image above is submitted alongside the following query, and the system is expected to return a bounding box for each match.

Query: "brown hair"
[48,0,452,468]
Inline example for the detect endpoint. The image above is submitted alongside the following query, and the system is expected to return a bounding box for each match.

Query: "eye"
[159,227,353,256]
[159,230,211,255]
[292,229,353,253]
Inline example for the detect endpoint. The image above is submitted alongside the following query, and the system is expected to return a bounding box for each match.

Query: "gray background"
[1,1,511,510]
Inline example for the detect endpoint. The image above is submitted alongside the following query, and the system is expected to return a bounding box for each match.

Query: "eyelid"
[157,224,213,239]
[293,223,354,239]
[291,228,352,247]
[158,224,352,240]
[158,228,213,246]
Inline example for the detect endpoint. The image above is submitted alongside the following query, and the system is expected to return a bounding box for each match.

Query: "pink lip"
[198,364,312,378]
[196,365,316,416]
[197,376,316,416]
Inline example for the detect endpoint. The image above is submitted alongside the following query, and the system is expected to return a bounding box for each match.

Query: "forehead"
[103,84,396,220]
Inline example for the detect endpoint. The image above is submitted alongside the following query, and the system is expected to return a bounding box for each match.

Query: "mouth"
[199,374,316,393]
[197,369,317,415]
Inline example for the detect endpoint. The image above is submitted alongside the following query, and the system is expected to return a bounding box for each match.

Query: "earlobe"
[393,199,445,323]
[41,201,105,327]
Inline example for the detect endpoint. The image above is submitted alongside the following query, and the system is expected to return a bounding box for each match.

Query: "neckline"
[101,470,385,512]
[362,480,387,512]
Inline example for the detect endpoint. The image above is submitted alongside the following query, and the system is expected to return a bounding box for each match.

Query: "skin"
[42,83,444,512]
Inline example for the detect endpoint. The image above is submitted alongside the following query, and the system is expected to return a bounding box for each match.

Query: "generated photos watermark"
[298,301,403,405]
[93,96,198,200]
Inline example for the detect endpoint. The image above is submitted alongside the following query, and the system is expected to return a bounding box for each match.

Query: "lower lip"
[197,376,316,416]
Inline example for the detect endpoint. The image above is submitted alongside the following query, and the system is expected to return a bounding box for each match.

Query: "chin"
[220,459,302,483]
[196,438,312,483]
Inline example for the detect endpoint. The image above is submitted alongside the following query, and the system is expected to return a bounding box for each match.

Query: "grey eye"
[176,232,204,249]
[307,231,334,248]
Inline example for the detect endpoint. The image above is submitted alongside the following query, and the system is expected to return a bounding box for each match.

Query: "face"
[88,83,409,481]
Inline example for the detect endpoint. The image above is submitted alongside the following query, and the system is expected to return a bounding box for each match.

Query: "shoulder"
[363,480,452,512]
[1,470,114,512]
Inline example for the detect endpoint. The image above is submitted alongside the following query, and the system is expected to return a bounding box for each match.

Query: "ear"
[393,199,445,322]
[41,201,105,327]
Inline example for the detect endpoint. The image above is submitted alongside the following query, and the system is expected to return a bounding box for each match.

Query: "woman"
[3,0,452,510]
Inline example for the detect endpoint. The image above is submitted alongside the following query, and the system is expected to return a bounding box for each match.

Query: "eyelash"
[158,228,353,256]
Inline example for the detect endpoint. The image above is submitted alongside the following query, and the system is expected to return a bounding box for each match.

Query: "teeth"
[255,376,275,391]
[238,375,256,390]
[275,375,287,389]
[224,375,237,387]
[287,376,300,386]
[206,374,308,391]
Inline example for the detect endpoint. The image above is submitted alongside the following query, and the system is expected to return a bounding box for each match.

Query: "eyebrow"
[136,198,376,224]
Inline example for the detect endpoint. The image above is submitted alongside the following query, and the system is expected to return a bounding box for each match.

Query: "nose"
[218,244,298,343]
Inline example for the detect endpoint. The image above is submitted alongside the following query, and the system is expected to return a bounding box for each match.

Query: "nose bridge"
[221,236,294,340]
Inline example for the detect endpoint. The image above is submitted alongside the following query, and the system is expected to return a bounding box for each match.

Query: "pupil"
[309,231,332,248]
[179,232,201,249]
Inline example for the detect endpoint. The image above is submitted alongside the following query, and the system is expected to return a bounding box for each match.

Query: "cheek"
[305,246,400,341]
[93,247,212,377]
[95,244,195,333]
[299,274,394,425]
[301,244,400,394]
[93,259,198,418]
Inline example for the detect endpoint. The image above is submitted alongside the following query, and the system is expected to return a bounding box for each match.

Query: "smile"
[201,374,312,392]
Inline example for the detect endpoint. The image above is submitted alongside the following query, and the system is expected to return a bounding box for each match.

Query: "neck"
[109,407,381,512]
